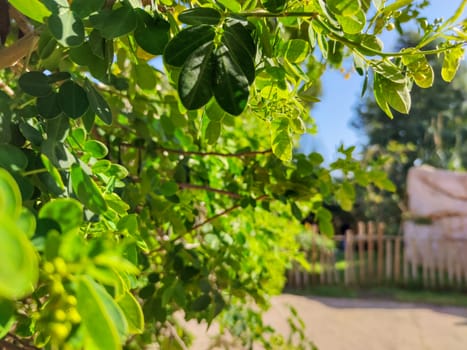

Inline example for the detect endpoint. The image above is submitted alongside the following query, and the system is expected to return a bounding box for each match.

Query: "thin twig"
[178,183,242,199]
[158,146,273,158]
[0,79,14,96]
[9,7,34,34]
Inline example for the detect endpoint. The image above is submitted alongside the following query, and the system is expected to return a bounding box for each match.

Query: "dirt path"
[188,294,467,349]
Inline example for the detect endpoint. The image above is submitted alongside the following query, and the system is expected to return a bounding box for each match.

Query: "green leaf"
[213,44,249,116]
[402,53,433,88]
[373,73,393,118]
[328,0,361,16]
[386,81,411,115]
[0,168,22,219]
[0,299,15,338]
[90,6,137,39]
[69,42,96,66]
[77,276,128,350]
[217,0,242,11]
[134,64,157,90]
[8,0,51,23]
[84,140,108,159]
[178,7,221,25]
[84,81,112,125]
[442,47,464,82]
[336,10,366,34]
[290,202,302,221]
[0,218,38,299]
[178,41,214,110]
[17,208,36,239]
[222,22,256,83]
[71,0,105,18]
[205,120,221,145]
[48,10,85,47]
[58,81,89,119]
[71,164,108,214]
[116,291,144,334]
[36,93,62,119]
[0,144,28,172]
[284,39,310,64]
[18,71,52,97]
[134,10,170,55]
[270,118,293,161]
[191,294,211,311]
[40,154,65,191]
[39,198,83,233]
[262,0,287,13]
[160,181,178,196]
[164,25,215,67]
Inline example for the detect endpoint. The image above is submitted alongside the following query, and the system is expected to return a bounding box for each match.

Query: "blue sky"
[300,1,464,160]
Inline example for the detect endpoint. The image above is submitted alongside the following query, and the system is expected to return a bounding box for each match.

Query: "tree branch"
[178,183,242,199]
[0,31,38,69]
[147,195,269,255]
[235,11,319,18]
[158,146,273,158]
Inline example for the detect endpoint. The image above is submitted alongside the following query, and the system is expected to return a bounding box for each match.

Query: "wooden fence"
[288,221,467,290]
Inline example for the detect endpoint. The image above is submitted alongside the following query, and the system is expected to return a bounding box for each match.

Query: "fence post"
[377,223,385,282]
[385,237,392,281]
[394,236,401,283]
[357,222,366,284]
[310,231,317,285]
[345,230,355,286]
[367,221,375,278]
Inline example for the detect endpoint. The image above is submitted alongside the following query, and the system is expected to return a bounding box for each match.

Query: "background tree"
[352,32,467,233]
[0,0,466,349]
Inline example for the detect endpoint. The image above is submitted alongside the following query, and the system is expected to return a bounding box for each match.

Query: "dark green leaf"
[90,6,137,39]
[71,0,105,18]
[213,44,249,116]
[69,42,96,66]
[178,7,221,25]
[18,71,52,97]
[0,144,28,172]
[134,9,170,55]
[222,23,256,84]
[58,81,89,119]
[47,71,71,84]
[36,93,62,119]
[262,0,287,13]
[191,294,211,311]
[164,25,215,67]
[178,41,214,110]
[48,10,85,47]
[0,299,15,338]
[84,81,112,125]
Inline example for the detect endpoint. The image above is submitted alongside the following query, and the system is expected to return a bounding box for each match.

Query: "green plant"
[0,0,466,349]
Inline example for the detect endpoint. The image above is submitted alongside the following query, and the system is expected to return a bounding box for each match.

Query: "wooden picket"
[288,221,467,290]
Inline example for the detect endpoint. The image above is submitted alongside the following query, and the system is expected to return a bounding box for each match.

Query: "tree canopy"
[0,0,466,349]
[352,32,467,232]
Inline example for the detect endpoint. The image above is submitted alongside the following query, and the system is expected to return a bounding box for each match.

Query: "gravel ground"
[187,294,467,350]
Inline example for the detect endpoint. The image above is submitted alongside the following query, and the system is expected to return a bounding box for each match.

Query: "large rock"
[404,166,467,272]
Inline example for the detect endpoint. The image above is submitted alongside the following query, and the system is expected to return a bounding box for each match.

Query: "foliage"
[0,0,466,349]
[352,32,467,233]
